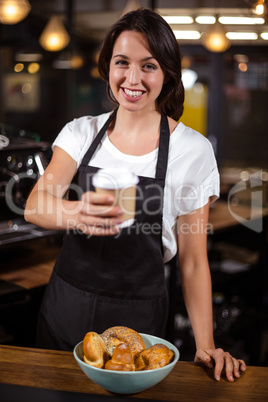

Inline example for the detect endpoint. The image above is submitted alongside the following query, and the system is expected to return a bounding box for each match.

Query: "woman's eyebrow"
[113,54,128,59]
[113,54,155,61]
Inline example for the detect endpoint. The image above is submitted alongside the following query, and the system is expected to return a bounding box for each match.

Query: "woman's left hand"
[194,348,246,382]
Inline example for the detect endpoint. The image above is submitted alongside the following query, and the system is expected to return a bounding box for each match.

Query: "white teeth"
[124,88,143,97]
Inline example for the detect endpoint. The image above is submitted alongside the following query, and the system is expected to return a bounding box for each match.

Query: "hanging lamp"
[0,0,31,24]
[252,0,267,16]
[202,17,231,52]
[39,15,70,52]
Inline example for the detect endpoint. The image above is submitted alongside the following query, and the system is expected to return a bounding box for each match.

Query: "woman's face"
[109,30,165,113]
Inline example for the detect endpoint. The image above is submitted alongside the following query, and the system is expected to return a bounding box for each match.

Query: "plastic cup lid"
[92,168,139,189]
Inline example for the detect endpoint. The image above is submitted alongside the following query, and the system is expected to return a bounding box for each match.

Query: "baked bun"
[83,331,109,368]
[135,343,174,371]
[104,342,135,371]
[101,326,145,358]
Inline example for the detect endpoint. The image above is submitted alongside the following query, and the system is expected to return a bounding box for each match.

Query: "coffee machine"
[0,123,57,246]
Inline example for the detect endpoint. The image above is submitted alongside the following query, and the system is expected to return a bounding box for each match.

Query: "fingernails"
[229,375,234,381]
[215,374,220,381]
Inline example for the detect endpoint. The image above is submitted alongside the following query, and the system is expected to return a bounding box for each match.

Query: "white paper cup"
[92,168,139,228]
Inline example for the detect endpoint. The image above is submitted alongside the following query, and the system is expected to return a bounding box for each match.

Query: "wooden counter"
[0,344,267,401]
[0,237,60,290]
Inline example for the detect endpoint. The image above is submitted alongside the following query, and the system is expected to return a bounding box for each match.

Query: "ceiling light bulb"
[163,16,193,24]
[28,63,40,74]
[226,32,258,40]
[173,30,201,40]
[39,16,70,52]
[252,1,267,16]
[202,20,231,52]
[261,32,268,39]
[218,16,264,24]
[195,16,216,24]
[0,0,31,24]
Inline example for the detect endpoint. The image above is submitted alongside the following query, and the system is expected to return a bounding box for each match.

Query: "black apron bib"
[36,110,171,351]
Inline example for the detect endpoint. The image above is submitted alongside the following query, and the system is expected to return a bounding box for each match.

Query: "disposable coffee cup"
[92,168,139,228]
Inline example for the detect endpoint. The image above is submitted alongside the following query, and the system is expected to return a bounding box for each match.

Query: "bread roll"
[83,331,109,368]
[135,343,174,371]
[101,326,145,358]
[104,342,135,371]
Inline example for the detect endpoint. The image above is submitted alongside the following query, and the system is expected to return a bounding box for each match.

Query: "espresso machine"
[0,123,57,246]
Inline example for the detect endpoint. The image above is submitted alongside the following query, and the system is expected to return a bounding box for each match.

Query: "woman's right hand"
[25,147,123,236]
[77,191,123,236]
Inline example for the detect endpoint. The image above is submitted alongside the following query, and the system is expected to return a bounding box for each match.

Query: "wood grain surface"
[0,345,267,401]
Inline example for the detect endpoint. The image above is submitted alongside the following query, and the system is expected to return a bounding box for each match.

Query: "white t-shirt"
[53,112,220,263]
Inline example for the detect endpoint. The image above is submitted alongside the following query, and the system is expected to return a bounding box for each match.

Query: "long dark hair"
[98,8,185,120]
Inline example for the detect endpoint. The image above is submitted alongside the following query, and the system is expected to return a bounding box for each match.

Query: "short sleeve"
[176,166,219,216]
[169,124,220,216]
[52,120,81,162]
[52,115,101,167]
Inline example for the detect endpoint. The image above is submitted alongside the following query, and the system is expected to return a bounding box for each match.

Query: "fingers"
[81,192,121,217]
[80,215,123,227]
[77,192,123,236]
[82,224,120,237]
[238,359,246,372]
[195,349,246,382]
[219,351,233,382]
[194,349,213,368]
[214,353,246,382]
[213,348,225,381]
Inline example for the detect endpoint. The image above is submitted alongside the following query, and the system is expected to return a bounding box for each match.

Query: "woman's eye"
[143,64,157,70]
[115,60,128,66]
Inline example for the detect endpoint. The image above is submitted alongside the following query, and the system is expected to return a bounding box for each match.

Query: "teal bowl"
[73,333,180,395]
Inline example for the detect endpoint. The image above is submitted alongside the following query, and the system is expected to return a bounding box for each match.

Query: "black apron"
[36,110,171,351]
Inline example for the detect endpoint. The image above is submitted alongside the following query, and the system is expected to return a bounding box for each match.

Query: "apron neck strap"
[81,109,170,188]
[81,108,118,165]
[155,114,170,188]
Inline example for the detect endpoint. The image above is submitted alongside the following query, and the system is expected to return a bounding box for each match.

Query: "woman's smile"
[121,87,145,101]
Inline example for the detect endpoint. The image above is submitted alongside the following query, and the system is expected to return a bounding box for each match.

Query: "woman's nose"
[126,66,140,85]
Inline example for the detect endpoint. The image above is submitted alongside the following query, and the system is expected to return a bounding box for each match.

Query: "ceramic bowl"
[73,333,180,395]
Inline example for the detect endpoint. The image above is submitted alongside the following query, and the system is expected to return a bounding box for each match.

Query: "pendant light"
[39,15,70,52]
[252,0,267,16]
[0,0,31,24]
[202,17,231,53]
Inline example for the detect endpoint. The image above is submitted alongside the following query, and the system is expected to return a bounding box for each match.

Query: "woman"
[25,8,246,381]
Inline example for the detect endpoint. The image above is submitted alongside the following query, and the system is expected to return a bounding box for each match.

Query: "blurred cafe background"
[0,0,268,366]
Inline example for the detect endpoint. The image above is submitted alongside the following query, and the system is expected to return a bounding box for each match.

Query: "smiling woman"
[24,8,246,383]
[98,8,184,120]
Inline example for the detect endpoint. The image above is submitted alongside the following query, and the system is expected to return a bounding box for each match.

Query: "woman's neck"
[107,107,162,156]
[112,107,161,136]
